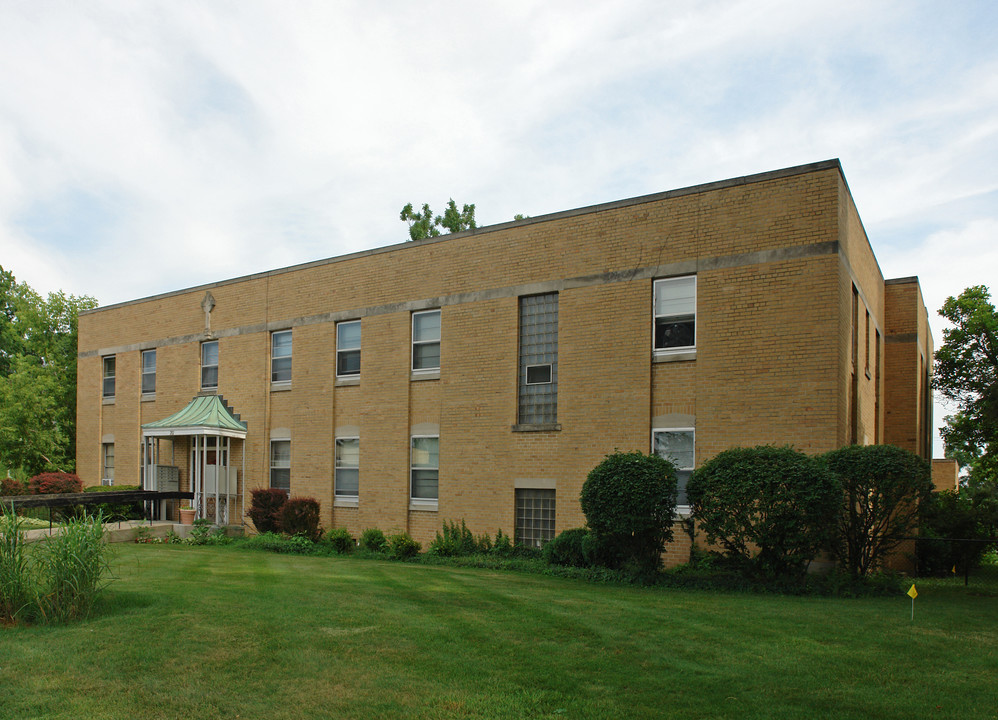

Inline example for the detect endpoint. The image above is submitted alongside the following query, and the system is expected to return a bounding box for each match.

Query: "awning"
[142,394,247,438]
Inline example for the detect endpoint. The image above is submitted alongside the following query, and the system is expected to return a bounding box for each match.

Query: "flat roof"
[82,158,845,315]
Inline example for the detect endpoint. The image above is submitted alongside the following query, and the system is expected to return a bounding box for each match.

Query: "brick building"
[75,159,933,562]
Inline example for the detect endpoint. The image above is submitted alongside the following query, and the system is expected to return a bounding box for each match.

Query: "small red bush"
[247,488,288,534]
[27,472,83,495]
[280,496,322,542]
[0,477,26,496]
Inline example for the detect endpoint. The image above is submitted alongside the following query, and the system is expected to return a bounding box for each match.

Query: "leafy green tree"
[580,450,678,576]
[934,285,998,492]
[400,199,476,241]
[687,446,841,578]
[917,487,997,577]
[0,265,96,476]
[824,444,933,578]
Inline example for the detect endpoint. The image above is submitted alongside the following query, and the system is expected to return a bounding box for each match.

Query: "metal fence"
[910,536,998,585]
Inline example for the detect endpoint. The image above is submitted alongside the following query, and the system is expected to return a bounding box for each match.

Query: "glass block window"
[653,429,695,506]
[271,331,292,384]
[270,440,291,491]
[102,356,116,398]
[654,276,696,351]
[412,310,441,371]
[410,436,439,500]
[335,437,359,497]
[515,488,555,547]
[201,341,218,390]
[337,321,361,377]
[141,349,156,394]
[518,293,558,424]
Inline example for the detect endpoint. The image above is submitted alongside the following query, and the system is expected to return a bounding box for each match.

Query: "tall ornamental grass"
[0,509,112,625]
[0,507,32,624]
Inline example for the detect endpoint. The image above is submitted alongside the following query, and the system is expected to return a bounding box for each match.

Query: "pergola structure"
[141,394,247,525]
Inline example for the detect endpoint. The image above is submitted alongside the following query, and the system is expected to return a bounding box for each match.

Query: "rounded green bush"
[580,451,678,572]
[359,527,387,553]
[325,527,355,554]
[687,445,841,578]
[543,527,597,567]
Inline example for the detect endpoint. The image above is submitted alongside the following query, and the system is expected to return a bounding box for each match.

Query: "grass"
[0,544,996,720]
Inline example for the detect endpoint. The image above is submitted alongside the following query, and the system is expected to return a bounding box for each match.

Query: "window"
[653,429,694,507]
[102,356,115,398]
[101,443,115,486]
[335,437,359,498]
[412,310,440,371]
[515,489,555,547]
[336,321,361,377]
[141,349,156,394]
[518,293,558,425]
[201,341,218,390]
[271,330,292,384]
[654,276,696,352]
[270,440,290,491]
[410,436,438,500]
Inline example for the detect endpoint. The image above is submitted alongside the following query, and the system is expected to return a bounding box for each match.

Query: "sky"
[1,1,995,455]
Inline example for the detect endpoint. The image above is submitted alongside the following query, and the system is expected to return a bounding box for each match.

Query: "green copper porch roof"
[142,394,247,436]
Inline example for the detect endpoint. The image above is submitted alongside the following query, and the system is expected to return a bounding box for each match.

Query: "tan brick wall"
[76,162,925,559]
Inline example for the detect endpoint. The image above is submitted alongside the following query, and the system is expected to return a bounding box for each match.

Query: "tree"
[400,199,476,241]
[579,450,678,576]
[823,444,933,578]
[934,285,998,491]
[0,265,96,476]
[686,446,841,578]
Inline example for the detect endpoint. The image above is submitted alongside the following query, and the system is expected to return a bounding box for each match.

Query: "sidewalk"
[23,519,198,544]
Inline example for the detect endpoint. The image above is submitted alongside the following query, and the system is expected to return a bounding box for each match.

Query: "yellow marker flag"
[907,584,918,599]
[952,565,957,574]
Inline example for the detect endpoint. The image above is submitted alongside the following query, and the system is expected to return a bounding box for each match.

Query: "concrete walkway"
[22,519,243,544]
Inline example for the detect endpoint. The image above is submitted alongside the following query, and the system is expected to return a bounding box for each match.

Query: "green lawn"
[1,544,996,720]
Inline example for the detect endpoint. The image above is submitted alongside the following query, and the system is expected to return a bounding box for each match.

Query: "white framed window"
[410,435,439,501]
[141,349,156,395]
[412,310,441,371]
[653,428,695,508]
[101,443,115,485]
[654,276,696,353]
[270,439,291,491]
[201,341,218,390]
[336,321,361,377]
[334,437,359,498]
[102,356,116,398]
[271,330,292,385]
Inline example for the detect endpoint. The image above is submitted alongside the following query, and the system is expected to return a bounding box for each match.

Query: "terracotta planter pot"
[179,508,196,525]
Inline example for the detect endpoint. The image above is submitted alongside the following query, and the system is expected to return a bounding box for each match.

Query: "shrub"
[491,528,514,557]
[247,488,288,534]
[385,531,421,560]
[0,507,32,624]
[27,472,83,495]
[36,514,112,622]
[428,519,477,557]
[325,527,355,554]
[687,446,841,578]
[823,444,933,578]
[543,527,597,567]
[280,497,322,542]
[580,451,678,573]
[187,518,231,546]
[1,477,26,496]
[359,527,387,553]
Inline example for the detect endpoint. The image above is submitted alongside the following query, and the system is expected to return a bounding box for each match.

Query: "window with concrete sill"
[654,276,696,356]
[410,369,440,381]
